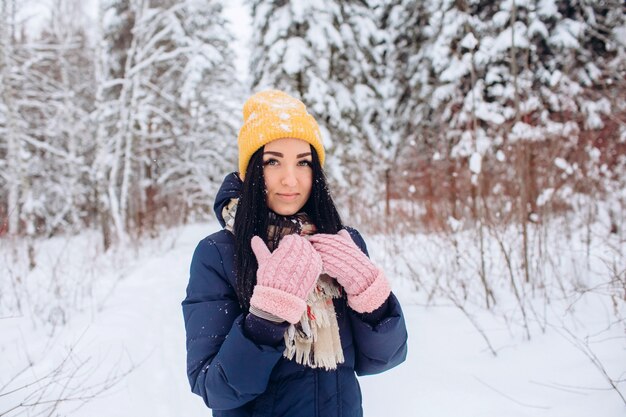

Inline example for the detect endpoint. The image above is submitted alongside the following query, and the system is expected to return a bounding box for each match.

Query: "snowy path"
[2,223,623,416]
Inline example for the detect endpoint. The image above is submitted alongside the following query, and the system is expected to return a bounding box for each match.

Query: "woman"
[182,90,408,417]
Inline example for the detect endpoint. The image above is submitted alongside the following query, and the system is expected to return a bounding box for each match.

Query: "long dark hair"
[234,144,343,312]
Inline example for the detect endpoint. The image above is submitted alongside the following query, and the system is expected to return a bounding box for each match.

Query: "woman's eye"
[263,159,278,166]
[298,160,312,167]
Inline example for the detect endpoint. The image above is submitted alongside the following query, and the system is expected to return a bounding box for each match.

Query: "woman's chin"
[273,208,298,216]
[269,204,303,216]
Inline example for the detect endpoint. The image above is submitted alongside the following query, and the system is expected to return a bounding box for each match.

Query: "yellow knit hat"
[237,90,325,179]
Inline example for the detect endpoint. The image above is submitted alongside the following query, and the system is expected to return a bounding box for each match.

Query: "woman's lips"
[277,193,299,201]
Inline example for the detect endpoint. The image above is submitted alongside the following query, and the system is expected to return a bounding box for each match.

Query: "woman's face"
[263,138,313,215]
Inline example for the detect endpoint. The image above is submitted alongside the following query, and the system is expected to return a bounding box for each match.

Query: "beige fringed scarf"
[223,198,345,370]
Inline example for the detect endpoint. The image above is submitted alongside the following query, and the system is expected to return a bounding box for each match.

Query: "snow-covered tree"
[0,0,21,235]
[93,0,134,247]
[248,0,387,211]
[0,0,95,237]
[148,0,241,228]
[29,0,96,236]
[386,0,625,223]
[95,0,239,243]
[380,0,434,216]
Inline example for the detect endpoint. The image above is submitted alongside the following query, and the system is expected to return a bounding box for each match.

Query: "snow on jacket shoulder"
[181,172,408,417]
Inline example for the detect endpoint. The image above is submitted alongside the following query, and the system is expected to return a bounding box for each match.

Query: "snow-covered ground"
[1,221,624,416]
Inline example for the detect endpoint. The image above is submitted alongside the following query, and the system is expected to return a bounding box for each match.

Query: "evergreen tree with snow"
[380,0,434,215]
[387,0,625,222]
[248,0,387,210]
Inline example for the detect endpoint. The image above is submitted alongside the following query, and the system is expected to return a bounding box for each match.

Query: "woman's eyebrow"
[263,151,283,157]
[263,151,312,158]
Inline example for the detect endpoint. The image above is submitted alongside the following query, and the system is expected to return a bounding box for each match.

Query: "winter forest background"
[1,0,625,416]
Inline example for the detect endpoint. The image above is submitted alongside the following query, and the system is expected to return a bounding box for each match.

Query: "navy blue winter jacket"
[182,173,408,417]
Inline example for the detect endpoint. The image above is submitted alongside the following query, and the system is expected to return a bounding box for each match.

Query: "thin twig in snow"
[473,376,551,409]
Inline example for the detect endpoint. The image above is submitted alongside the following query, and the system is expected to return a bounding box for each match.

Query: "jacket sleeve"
[181,238,284,410]
[344,228,409,376]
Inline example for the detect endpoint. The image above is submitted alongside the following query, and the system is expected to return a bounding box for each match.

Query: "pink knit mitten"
[250,234,322,324]
[308,230,390,313]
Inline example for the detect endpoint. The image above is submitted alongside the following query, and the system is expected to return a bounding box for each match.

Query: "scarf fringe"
[283,275,344,370]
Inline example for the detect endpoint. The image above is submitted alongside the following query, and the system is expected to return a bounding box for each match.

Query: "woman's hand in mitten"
[308,230,390,313]
[249,234,322,324]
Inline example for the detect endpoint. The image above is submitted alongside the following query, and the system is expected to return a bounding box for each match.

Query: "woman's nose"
[281,169,297,187]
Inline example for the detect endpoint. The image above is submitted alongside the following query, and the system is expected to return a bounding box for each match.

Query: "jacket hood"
[213,172,243,228]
